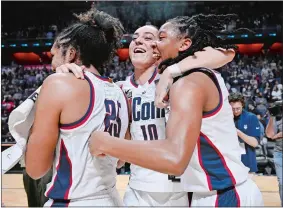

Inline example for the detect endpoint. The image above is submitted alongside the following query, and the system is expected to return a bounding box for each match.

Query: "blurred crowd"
[222,53,282,128]
[2,2,282,39]
[2,53,282,143]
[1,64,52,143]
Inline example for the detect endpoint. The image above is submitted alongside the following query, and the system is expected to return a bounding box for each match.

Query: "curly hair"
[228,92,245,106]
[158,14,253,73]
[55,8,124,73]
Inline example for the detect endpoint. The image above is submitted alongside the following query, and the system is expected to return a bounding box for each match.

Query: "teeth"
[135,48,146,53]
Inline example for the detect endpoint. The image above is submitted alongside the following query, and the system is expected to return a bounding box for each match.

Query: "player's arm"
[25,74,71,180]
[176,47,235,74]
[236,115,260,148]
[89,74,206,176]
[155,47,235,108]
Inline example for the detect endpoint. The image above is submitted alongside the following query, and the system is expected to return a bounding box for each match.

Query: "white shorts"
[190,179,264,207]
[123,186,189,206]
[44,188,123,207]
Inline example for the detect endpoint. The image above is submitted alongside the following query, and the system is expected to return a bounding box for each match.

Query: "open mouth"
[153,51,161,59]
[134,48,146,53]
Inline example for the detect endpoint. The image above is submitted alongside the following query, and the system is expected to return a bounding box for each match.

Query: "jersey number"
[104,100,121,137]
[141,124,158,140]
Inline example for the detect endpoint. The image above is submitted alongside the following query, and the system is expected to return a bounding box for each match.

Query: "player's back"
[45,71,129,201]
[181,68,249,192]
[118,70,183,192]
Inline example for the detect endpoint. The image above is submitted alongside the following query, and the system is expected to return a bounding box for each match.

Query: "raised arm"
[155,47,235,108]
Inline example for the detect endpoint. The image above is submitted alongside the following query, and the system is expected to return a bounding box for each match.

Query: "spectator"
[272,85,282,101]
[254,92,268,116]
[229,92,261,174]
[2,95,15,113]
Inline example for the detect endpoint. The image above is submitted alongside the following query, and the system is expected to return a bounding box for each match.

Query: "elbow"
[25,160,51,180]
[171,164,186,176]
[26,166,44,180]
[168,154,187,176]
[265,131,274,139]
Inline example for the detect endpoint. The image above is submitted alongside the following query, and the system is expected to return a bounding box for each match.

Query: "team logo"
[124,89,132,99]
[244,124,248,129]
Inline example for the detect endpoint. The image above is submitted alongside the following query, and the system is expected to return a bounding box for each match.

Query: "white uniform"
[117,69,188,206]
[180,68,263,206]
[44,71,129,207]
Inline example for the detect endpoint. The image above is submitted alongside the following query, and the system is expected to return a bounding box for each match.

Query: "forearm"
[177,48,234,73]
[238,131,259,147]
[100,135,181,175]
[265,117,275,138]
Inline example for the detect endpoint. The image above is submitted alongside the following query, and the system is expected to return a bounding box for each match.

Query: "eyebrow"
[133,32,155,36]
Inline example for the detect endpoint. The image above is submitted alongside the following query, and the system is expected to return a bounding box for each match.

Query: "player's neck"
[84,65,101,76]
[134,65,156,85]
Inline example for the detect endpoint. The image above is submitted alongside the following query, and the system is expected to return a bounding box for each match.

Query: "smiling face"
[129,25,159,69]
[155,22,192,61]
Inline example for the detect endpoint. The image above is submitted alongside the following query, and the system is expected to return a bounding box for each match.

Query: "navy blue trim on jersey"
[93,73,112,83]
[46,140,72,200]
[201,69,223,118]
[60,74,95,129]
[130,68,158,88]
[148,68,158,84]
[51,199,70,207]
[175,68,223,118]
[215,186,240,207]
[130,75,138,88]
[198,132,236,191]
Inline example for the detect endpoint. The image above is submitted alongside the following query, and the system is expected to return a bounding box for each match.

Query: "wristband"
[167,64,182,78]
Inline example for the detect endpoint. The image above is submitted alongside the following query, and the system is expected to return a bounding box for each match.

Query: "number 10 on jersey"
[141,124,158,140]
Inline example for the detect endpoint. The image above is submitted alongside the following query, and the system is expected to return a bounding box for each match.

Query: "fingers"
[155,90,168,108]
[56,65,69,73]
[155,88,170,109]
[55,63,85,79]
[65,63,85,79]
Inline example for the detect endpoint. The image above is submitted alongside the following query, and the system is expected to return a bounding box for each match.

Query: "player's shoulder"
[42,73,88,99]
[173,70,209,90]
[43,73,83,87]
[245,110,258,121]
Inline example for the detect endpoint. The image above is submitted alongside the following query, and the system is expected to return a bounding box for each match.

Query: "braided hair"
[55,8,124,73]
[159,14,252,72]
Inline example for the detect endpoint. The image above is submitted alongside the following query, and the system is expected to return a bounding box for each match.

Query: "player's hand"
[155,69,172,109]
[55,63,85,79]
[89,131,109,157]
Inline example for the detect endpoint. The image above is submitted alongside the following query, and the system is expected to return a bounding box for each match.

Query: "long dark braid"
[159,14,252,73]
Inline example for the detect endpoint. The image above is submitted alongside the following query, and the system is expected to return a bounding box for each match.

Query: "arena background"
[1,1,282,206]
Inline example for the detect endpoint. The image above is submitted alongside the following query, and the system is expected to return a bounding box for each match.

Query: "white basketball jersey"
[45,71,129,200]
[180,68,249,192]
[117,69,183,192]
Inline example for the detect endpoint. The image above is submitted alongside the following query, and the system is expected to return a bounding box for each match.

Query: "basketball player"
[25,8,129,206]
[59,23,236,206]
[88,14,264,206]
